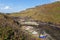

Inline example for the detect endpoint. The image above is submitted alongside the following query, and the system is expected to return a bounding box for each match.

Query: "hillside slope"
[0,13,34,40]
[9,1,60,24]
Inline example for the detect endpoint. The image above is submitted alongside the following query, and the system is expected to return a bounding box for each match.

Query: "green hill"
[9,1,60,24]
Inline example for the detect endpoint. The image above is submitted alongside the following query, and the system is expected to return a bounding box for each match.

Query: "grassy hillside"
[0,1,60,40]
[9,1,60,24]
[0,13,34,40]
[0,13,60,40]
